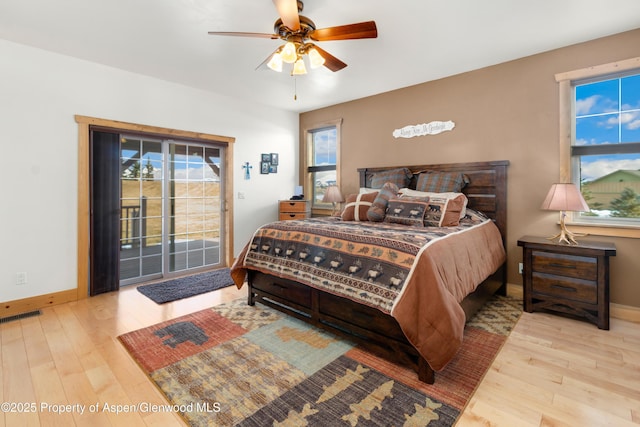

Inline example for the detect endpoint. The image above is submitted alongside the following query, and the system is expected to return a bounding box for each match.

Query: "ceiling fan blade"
[309,21,378,41]
[312,45,347,72]
[272,0,300,31]
[208,31,278,39]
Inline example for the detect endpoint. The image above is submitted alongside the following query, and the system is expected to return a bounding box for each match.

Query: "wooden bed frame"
[247,160,509,384]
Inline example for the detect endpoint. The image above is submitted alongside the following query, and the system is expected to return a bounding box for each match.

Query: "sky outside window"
[575,74,640,182]
[313,128,337,165]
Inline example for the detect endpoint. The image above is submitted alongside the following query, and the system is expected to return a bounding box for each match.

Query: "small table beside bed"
[231,160,509,384]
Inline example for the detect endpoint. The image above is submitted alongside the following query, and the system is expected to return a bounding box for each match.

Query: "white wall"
[0,39,299,302]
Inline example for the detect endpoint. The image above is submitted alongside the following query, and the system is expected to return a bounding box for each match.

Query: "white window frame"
[556,56,640,238]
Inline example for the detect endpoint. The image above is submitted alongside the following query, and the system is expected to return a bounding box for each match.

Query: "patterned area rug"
[119,295,521,426]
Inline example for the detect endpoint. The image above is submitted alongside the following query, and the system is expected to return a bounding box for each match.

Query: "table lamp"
[540,183,590,245]
[322,185,344,216]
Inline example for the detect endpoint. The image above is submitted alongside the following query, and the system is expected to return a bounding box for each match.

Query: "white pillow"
[398,188,468,218]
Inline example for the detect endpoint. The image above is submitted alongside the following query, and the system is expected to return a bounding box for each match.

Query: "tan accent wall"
[300,28,640,309]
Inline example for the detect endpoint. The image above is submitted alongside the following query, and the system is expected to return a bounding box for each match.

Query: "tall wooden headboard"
[357,160,509,242]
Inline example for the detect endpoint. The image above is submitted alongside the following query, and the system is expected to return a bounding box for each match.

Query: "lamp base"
[331,202,341,217]
[547,211,586,245]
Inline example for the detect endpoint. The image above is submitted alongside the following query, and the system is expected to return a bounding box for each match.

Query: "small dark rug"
[136,268,235,304]
[119,295,522,426]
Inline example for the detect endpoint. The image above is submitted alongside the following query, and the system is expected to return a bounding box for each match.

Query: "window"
[573,73,640,224]
[556,57,640,235]
[304,119,341,211]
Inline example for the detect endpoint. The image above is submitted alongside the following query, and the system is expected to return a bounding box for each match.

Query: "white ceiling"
[2,0,640,113]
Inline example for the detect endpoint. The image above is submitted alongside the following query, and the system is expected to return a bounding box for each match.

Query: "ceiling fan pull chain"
[294,78,297,101]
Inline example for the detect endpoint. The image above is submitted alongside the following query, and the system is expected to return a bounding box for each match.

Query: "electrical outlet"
[16,272,27,285]
[518,263,523,274]
[237,192,245,199]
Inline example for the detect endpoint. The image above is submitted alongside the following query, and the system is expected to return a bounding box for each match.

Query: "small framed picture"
[269,165,278,173]
[270,153,279,165]
[260,162,270,174]
[261,153,271,163]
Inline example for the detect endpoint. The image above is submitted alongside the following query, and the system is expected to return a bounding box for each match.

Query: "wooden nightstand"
[517,235,616,330]
[278,200,310,221]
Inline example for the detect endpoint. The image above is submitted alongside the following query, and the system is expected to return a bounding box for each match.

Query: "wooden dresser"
[278,200,310,221]
[517,235,616,330]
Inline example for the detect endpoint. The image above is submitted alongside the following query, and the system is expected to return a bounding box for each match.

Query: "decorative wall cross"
[242,162,253,180]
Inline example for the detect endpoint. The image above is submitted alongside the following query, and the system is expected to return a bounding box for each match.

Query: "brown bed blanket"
[231,211,505,371]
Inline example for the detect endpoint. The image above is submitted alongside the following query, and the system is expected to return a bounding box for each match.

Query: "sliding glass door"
[119,137,224,286]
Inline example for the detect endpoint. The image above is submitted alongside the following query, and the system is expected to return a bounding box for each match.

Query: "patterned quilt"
[231,210,506,371]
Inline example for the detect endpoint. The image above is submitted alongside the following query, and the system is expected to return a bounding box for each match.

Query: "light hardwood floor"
[1,284,639,426]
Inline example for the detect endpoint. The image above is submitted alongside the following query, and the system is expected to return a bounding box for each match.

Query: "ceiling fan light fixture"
[281,41,297,63]
[308,47,325,69]
[267,52,283,72]
[291,57,307,75]
[208,2,377,76]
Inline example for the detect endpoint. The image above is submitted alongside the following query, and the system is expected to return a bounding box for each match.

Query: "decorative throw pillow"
[414,193,467,227]
[341,192,378,221]
[398,188,468,218]
[370,168,413,189]
[383,198,429,227]
[415,171,469,193]
[359,187,379,194]
[367,182,400,222]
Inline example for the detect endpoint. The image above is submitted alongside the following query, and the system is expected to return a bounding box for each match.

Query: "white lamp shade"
[541,183,590,212]
[308,47,325,69]
[281,42,297,63]
[322,185,344,203]
[291,58,307,75]
[267,52,283,72]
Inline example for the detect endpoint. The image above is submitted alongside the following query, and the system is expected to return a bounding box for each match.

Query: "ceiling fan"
[208,0,377,75]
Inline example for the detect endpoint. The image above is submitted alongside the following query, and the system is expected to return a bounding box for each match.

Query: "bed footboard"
[246,264,505,384]
[248,269,438,383]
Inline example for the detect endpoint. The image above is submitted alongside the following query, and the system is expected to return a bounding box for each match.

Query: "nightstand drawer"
[279,212,309,220]
[531,251,596,280]
[532,272,597,304]
[279,200,310,212]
